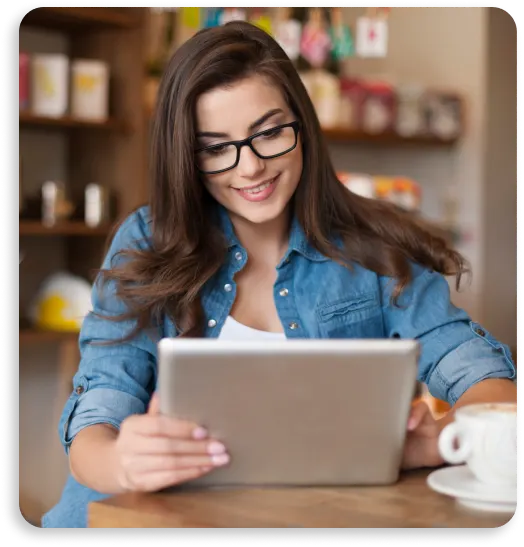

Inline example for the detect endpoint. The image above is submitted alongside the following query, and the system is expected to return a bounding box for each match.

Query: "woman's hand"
[114,393,230,492]
[401,399,444,470]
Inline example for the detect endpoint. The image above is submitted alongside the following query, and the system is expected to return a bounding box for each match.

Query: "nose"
[236,145,265,179]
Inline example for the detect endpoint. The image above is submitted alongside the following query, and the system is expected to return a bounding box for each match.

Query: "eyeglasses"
[195,121,300,175]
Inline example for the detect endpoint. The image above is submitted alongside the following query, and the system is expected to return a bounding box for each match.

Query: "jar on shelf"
[339,78,366,130]
[423,91,463,140]
[361,81,396,134]
[312,70,341,129]
[395,84,426,137]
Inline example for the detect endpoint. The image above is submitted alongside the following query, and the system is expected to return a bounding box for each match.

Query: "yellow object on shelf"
[27,272,92,332]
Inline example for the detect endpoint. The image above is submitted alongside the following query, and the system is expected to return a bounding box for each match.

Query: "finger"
[407,400,430,431]
[132,466,214,492]
[134,438,226,457]
[130,415,208,440]
[147,392,160,415]
[129,453,230,474]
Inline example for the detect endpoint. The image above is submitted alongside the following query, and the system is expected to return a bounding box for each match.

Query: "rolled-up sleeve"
[380,265,515,406]
[59,207,158,454]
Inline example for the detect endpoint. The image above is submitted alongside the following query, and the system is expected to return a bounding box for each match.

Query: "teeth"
[239,178,274,194]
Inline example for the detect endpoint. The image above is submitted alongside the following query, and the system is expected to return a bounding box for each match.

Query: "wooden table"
[88,470,514,528]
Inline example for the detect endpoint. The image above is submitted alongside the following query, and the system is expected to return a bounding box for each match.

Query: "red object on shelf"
[19,52,29,110]
[360,80,397,134]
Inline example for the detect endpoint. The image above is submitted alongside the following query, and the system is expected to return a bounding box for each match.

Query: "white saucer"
[427,465,516,513]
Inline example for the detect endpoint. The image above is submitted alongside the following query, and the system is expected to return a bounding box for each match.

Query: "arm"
[63,208,227,492]
[380,265,516,469]
[438,377,516,429]
[62,208,157,487]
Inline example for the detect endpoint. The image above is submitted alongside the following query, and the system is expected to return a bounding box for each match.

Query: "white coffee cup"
[438,402,516,486]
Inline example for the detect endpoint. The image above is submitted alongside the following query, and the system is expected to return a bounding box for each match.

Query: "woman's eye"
[262,127,283,139]
[205,145,228,156]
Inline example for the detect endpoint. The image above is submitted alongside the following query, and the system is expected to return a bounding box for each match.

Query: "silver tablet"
[158,338,419,487]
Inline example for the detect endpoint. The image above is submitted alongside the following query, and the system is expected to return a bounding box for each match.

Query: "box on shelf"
[31,53,69,118]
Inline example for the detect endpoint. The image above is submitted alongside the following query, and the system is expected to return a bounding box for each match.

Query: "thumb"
[147,392,160,415]
[407,400,429,431]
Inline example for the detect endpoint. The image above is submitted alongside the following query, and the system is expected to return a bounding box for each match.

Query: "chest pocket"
[316,292,384,339]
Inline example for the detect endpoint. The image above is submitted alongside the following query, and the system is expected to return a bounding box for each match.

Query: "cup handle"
[438,422,472,464]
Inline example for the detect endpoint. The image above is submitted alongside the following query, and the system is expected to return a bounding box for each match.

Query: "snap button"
[208,319,217,328]
[279,288,289,297]
[475,328,486,337]
[234,252,242,261]
[75,386,84,395]
[289,322,299,330]
[224,284,232,292]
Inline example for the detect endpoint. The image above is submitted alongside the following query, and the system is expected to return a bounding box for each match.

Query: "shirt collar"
[217,205,328,263]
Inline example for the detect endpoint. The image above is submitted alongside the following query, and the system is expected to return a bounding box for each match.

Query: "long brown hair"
[100,21,468,339]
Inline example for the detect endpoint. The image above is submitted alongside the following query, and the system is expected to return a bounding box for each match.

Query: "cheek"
[203,173,231,196]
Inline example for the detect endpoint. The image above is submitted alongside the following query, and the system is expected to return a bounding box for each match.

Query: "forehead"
[195,75,289,132]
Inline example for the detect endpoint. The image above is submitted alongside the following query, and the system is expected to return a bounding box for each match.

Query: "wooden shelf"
[20,112,128,132]
[20,328,79,344]
[20,7,137,31]
[323,127,459,146]
[20,221,111,236]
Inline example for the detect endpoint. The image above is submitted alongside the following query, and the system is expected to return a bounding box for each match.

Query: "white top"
[218,315,286,340]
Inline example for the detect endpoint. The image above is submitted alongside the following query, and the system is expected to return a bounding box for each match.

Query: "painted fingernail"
[192,427,208,440]
[212,453,230,466]
[207,441,226,455]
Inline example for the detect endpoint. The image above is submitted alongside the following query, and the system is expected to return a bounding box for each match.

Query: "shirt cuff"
[61,388,146,454]
[427,335,516,405]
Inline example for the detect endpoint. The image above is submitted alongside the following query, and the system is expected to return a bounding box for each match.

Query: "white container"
[31,54,69,117]
[71,59,109,120]
[85,183,109,227]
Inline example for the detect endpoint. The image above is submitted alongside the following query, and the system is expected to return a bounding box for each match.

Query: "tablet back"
[158,338,419,487]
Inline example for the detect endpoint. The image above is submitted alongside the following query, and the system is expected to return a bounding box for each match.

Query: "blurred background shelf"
[19,328,79,344]
[19,112,128,132]
[322,127,459,147]
[20,7,138,31]
[19,221,111,236]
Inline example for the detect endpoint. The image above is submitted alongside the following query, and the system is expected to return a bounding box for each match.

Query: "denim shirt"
[42,205,515,527]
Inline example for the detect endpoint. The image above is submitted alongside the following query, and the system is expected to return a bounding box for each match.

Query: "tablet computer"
[158,338,419,487]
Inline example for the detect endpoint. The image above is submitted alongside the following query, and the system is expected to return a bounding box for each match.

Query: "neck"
[230,208,291,266]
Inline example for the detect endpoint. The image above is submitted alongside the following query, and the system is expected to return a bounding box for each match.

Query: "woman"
[42,22,515,527]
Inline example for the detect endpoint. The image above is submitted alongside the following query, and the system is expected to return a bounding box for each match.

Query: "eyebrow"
[196,108,284,139]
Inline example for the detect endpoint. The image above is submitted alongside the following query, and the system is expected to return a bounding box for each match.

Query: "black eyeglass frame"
[195,120,300,175]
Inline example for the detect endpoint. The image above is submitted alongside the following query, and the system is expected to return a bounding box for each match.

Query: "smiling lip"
[233,175,279,202]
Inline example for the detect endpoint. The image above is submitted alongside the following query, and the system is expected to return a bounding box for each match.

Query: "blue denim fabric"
[42,205,515,527]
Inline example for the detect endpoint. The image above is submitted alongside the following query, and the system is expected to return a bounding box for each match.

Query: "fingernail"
[192,427,208,440]
[407,418,416,430]
[212,453,230,466]
[207,441,226,455]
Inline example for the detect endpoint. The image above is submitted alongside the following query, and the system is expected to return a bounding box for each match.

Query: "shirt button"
[208,319,217,328]
[284,257,290,264]
[75,386,84,395]
[235,252,243,261]
[224,284,232,292]
[475,328,486,337]
[279,288,289,297]
[289,321,299,330]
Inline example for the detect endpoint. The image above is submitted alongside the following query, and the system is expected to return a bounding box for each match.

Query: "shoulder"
[102,206,153,269]
[110,206,152,251]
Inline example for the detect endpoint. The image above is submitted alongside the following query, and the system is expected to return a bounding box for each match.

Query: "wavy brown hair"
[100,21,469,340]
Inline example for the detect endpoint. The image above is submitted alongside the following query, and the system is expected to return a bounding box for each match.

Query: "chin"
[231,201,289,225]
